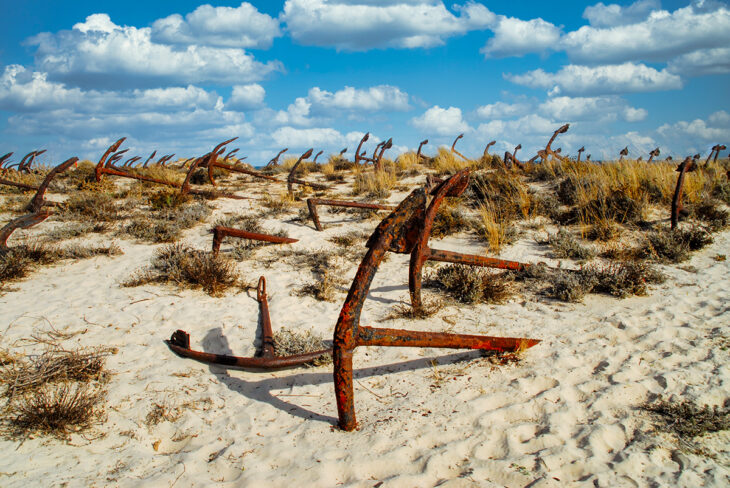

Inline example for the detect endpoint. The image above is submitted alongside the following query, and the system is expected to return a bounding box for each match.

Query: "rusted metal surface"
[313,150,324,164]
[451,133,467,161]
[224,148,239,161]
[0,211,51,250]
[537,124,570,164]
[671,156,694,229]
[95,138,126,182]
[142,151,157,168]
[576,146,585,163]
[333,185,540,431]
[354,133,370,165]
[211,226,299,254]
[266,148,288,167]
[648,148,660,163]
[0,152,13,168]
[483,141,496,159]
[306,198,395,231]
[26,157,78,213]
[619,147,629,161]
[417,139,429,161]
[166,276,331,369]
[123,156,141,167]
[1,157,78,251]
[714,145,726,163]
[287,149,328,195]
[0,177,39,191]
[339,147,348,156]
[374,138,392,171]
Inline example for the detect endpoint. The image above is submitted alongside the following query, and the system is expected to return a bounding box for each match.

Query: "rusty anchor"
[619,147,629,161]
[671,156,695,229]
[451,134,468,161]
[211,226,299,255]
[648,148,660,163]
[416,139,429,161]
[483,141,496,160]
[266,148,288,168]
[287,149,329,196]
[167,277,332,368]
[306,198,395,231]
[354,133,370,165]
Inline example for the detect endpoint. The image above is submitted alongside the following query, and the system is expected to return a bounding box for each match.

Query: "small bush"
[272,329,332,367]
[352,169,397,199]
[692,199,729,231]
[61,191,120,221]
[544,229,595,260]
[639,227,713,263]
[261,192,294,217]
[148,190,191,210]
[123,243,238,296]
[545,270,597,302]
[296,270,340,302]
[431,203,473,238]
[642,397,730,440]
[583,261,665,298]
[586,220,621,241]
[428,264,513,304]
[124,201,211,243]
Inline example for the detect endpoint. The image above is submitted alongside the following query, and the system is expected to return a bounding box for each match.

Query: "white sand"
[1,175,729,487]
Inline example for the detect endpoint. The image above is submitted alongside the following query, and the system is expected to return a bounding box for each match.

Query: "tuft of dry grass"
[272,328,332,367]
[431,202,474,239]
[542,228,596,260]
[638,227,713,263]
[0,343,113,440]
[60,191,121,221]
[473,202,516,253]
[124,200,211,243]
[352,168,397,199]
[430,147,475,175]
[1,241,122,284]
[642,396,730,443]
[427,264,514,304]
[123,243,239,296]
[261,192,295,217]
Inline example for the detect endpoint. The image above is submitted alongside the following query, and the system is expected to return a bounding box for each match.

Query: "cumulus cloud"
[28,14,282,88]
[475,101,530,119]
[270,84,411,125]
[480,16,562,58]
[667,46,730,76]
[538,96,647,122]
[582,0,660,27]
[507,62,683,96]
[563,2,730,64]
[411,105,471,135]
[151,2,281,49]
[657,117,730,143]
[228,84,266,110]
[271,126,345,147]
[0,65,220,113]
[282,0,494,50]
[308,85,409,112]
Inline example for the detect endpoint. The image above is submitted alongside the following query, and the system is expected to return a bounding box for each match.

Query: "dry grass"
[431,202,474,239]
[0,343,113,440]
[272,328,332,367]
[466,171,534,221]
[427,264,514,304]
[1,241,122,284]
[123,243,239,296]
[60,191,121,221]
[642,396,730,447]
[352,168,397,199]
[638,227,713,263]
[261,192,295,217]
[430,147,475,175]
[473,202,515,253]
[542,228,596,260]
[296,270,341,302]
[124,200,211,243]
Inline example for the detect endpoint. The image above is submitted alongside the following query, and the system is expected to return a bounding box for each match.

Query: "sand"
[0,173,728,487]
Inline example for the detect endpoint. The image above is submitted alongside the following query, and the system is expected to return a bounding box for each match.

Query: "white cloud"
[282,0,494,50]
[0,65,220,113]
[271,126,345,148]
[657,117,730,142]
[480,16,561,58]
[563,2,730,64]
[507,62,683,96]
[475,101,530,119]
[582,0,660,27]
[28,14,282,88]
[708,110,730,126]
[667,47,730,76]
[308,85,409,112]
[228,84,266,110]
[151,2,281,49]
[274,97,313,126]
[411,105,471,135]
[538,96,647,122]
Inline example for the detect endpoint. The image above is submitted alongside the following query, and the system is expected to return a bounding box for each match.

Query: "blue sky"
[0,0,728,164]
